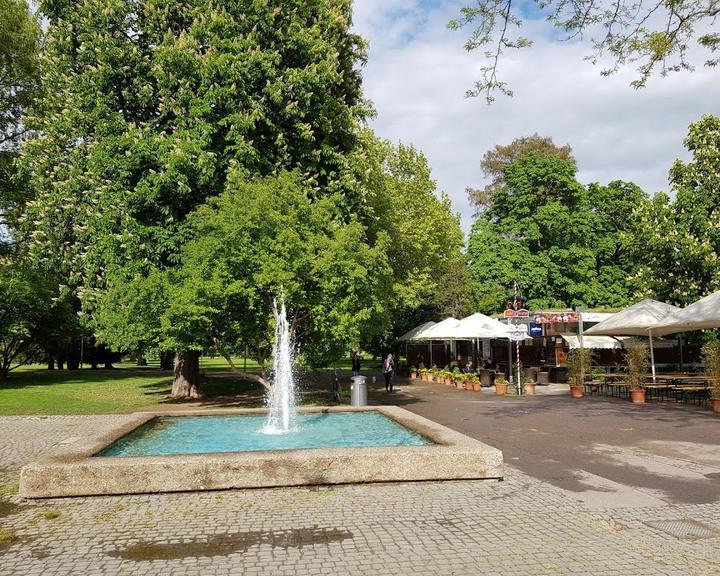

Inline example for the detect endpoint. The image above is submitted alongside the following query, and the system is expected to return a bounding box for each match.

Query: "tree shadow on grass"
[0,368,172,390]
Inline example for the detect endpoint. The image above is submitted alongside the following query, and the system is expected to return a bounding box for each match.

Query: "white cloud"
[352,0,720,233]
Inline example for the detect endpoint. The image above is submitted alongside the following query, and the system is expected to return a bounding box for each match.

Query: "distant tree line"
[466,116,720,314]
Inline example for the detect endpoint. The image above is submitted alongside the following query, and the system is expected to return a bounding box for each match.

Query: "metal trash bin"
[350,375,367,406]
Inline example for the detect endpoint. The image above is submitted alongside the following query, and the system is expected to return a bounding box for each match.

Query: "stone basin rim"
[20,405,504,498]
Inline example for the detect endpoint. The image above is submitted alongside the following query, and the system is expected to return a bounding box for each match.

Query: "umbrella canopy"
[584,299,681,336]
[398,321,437,342]
[652,290,720,336]
[562,335,676,350]
[584,298,682,382]
[452,313,510,339]
[415,317,461,340]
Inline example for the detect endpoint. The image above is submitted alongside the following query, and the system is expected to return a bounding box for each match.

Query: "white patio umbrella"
[452,313,511,339]
[398,321,436,342]
[405,317,461,367]
[652,290,720,336]
[584,298,682,382]
[450,313,513,375]
[417,317,462,340]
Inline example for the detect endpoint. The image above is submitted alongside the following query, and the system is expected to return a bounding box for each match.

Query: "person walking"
[383,353,395,392]
[351,350,361,376]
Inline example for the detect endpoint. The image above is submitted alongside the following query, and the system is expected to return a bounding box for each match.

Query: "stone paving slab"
[1,415,720,575]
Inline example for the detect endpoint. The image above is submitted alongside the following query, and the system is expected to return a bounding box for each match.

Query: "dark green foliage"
[0,0,41,241]
[95,173,393,369]
[468,153,647,312]
[0,257,56,378]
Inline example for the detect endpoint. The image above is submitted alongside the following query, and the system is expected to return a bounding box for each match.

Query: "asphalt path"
[373,379,720,508]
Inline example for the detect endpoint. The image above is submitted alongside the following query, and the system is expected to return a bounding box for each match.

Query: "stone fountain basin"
[20,406,503,498]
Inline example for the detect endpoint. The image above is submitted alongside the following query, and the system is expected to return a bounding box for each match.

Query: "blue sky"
[352,0,720,233]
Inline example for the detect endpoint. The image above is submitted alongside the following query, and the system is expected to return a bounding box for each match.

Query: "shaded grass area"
[0,358,380,415]
[0,369,175,415]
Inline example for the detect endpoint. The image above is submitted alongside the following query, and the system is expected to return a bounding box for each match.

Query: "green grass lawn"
[0,357,265,415]
[0,368,174,415]
[0,355,386,415]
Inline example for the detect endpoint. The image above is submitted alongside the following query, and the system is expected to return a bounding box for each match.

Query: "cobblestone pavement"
[2,414,720,575]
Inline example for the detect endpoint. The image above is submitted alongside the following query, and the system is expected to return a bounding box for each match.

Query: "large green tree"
[359,135,468,352]
[450,0,720,102]
[0,0,39,147]
[630,114,720,305]
[19,0,369,394]
[467,134,575,211]
[0,256,56,379]
[468,152,646,311]
[95,173,392,397]
[0,0,40,239]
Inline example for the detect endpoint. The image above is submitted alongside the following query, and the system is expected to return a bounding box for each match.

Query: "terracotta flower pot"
[410,372,417,380]
[570,385,584,398]
[474,383,482,391]
[711,398,720,413]
[524,383,536,396]
[495,383,508,395]
[630,388,646,404]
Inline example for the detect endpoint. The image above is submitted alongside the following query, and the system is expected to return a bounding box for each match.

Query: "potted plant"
[523,376,536,396]
[701,341,720,413]
[418,363,428,381]
[466,373,481,391]
[495,376,509,395]
[626,344,649,404]
[410,365,418,380]
[429,365,438,383]
[566,349,591,398]
[452,368,463,388]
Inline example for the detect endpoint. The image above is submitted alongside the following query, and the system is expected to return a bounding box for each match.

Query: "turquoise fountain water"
[97,412,431,456]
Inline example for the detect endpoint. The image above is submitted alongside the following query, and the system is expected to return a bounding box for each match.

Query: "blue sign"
[529,323,543,337]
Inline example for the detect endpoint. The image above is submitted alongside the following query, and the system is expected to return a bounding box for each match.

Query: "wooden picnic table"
[584,373,629,397]
[584,373,716,404]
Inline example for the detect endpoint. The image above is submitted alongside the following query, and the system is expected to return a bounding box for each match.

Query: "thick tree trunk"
[171,351,203,398]
[46,358,55,370]
[57,358,65,370]
[159,351,174,371]
[136,356,147,366]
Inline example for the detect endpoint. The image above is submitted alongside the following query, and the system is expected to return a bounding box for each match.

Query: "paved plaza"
[1,383,719,575]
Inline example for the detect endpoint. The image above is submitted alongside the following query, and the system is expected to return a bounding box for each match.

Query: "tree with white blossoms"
[629,114,720,305]
[18,0,370,396]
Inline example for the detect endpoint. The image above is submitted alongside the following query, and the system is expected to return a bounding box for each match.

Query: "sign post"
[508,324,528,393]
[504,282,528,395]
